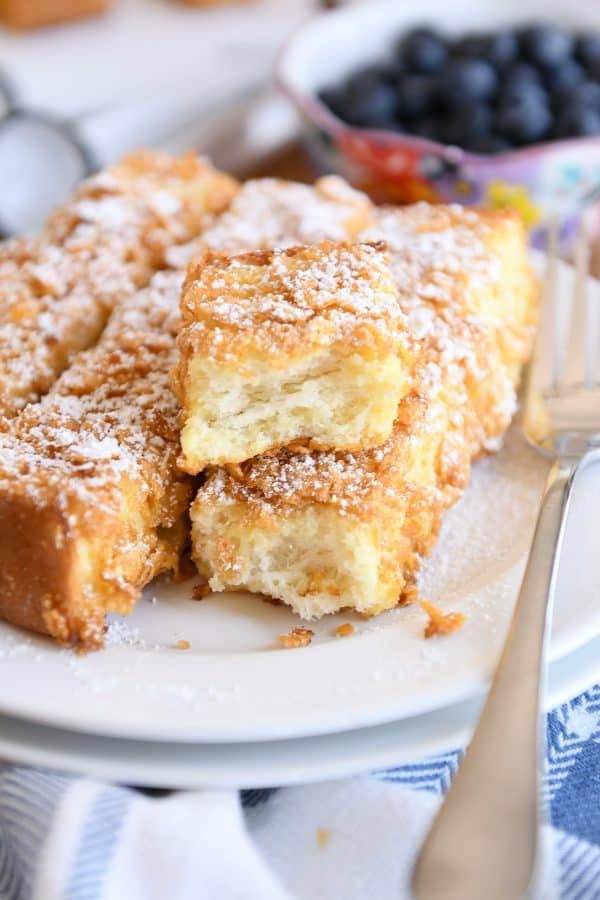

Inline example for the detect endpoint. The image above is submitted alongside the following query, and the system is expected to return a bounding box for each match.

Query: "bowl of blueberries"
[278,0,600,242]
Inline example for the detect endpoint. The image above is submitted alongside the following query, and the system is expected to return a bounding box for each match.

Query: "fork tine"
[553,219,598,393]
[584,241,599,390]
[545,217,565,392]
[561,220,591,393]
[567,216,600,391]
[571,219,592,388]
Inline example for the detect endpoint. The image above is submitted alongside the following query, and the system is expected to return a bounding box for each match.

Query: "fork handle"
[412,454,587,900]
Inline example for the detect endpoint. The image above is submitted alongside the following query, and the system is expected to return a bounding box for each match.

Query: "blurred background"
[0,0,327,234]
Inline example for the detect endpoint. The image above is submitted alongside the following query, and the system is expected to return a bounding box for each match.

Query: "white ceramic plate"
[0,631,598,790]
[0,256,598,744]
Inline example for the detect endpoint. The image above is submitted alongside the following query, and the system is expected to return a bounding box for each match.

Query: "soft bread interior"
[180,348,407,471]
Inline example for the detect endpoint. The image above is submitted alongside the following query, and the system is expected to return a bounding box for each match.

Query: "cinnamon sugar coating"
[364,203,538,455]
[179,241,403,364]
[0,272,191,649]
[174,240,412,469]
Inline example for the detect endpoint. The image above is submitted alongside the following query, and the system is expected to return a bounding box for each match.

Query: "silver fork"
[411,219,600,900]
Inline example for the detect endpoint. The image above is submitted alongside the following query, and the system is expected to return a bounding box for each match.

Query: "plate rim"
[0,631,598,789]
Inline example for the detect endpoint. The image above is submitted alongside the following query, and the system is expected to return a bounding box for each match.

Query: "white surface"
[0,255,599,745]
[0,0,308,168]
[0,0,309,117]
[0,630,598,789]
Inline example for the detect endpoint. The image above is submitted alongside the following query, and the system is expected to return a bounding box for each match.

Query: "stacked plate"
[1,255,599,789]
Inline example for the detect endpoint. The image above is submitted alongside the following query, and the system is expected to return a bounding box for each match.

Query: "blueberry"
[496,97,552,144]
[544,58,585,93]
[467,134,513,154]
[451,34,488,59]
[554,105,600,137]
[485,31,520,69]
[549,81,600,119]
[585,58,600,81]
[503,62,544,89]
[465,103,494,136]
[575,34,600,71]
[576,81,600,108]
[396,74,439,119]
[520,25,574,68]
[400,27,448,74]
[442,58,499,103]
[323,71,398,127]
[559,81,600,114]
[499,79,548,107]
[441,103,493,145]
[344,76,398,127]
[452,31,518,70]
[347,62,403,86]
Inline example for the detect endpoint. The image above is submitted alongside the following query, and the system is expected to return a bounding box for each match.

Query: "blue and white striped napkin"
[1,686,599,900]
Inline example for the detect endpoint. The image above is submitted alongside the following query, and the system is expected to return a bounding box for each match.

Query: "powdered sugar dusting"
[104,620,148,649]
[0,269,184,512]
[0,151,235,418]
[200,176,372,253]
[181,241,406,363]
[364,204,500,369]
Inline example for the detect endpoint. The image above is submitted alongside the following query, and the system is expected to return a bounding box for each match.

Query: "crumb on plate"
[175,638,191,650]
[316,827,332,850]
[420,599,466,639]
[278,626,314,649]
[334,623,354,638]
[192,582,210,600]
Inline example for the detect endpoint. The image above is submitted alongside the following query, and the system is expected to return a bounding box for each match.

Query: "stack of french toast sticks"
[0,151,538,650]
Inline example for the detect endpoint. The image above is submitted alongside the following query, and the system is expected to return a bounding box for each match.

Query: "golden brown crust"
[173,188,410,472]
[45,150,238,258]
[192,388,453,615]
[0,272,191,649]
[176,240,404,368]
[363,202,539,454]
